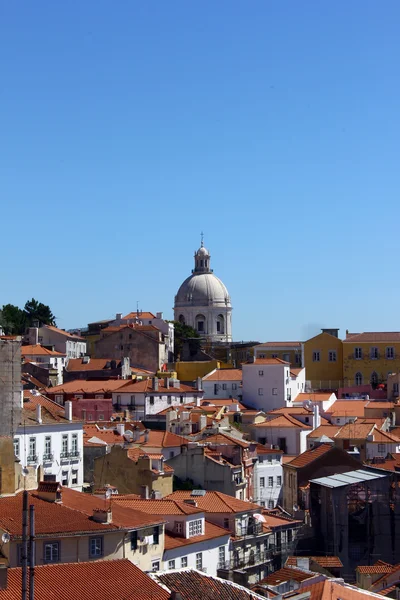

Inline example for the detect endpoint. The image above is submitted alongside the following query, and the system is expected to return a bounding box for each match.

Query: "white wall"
[38,326,86,358]
[248,424,302,455]
[112,390,201,418]
[242,364,291,411]
[366,441,400,460]
[253,456,283,508]
[163,535,230,576]
[290,369,306,402]
[174,305,233,343]
[14,422,84,491]
[202,375,242,400]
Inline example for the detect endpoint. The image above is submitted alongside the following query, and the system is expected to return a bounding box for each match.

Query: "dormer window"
[188,519,203,537]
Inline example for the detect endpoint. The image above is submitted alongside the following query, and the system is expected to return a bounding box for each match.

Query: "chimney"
[0,564,7,590]
[169,592,183,600]
[140,485,149,499]
[313,404,320,429]
[153,378,159,391]
[124,409,130,421]
[116,423,125,436]
[196,396,201,407]
[36,481,62,502]
[116,313,122,321]
[64,401,73,421]
[166,378,170,389]
[144,429,149,443]
[199,414,207,431]
[133,427,140,442]
[36,404,42,424]
[28,327,39,346]
[156,312,163,319]
[296,557,310,571]
[93,508,112,524]
[196,377,202,391]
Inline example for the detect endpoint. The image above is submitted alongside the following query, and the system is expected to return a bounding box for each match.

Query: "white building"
[111,377,203,420]
[202,369,242,400]
[248,414,312,455]
[112,311,175,363]
[253,447,283,509]
[28,325,86,359]
[174,239,232,342]
[242,358,305,411]
[15,392,84,490]
[21,344,65,385]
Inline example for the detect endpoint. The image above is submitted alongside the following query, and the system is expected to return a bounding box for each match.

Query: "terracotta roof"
[364,454,400,472]
[66,358,123,371]
[166,491,260,513]
[201,432,250,448]
[282,455,297,464]
[261,510,303,529]
[326,401,368,417]
[286,556,343,568]
[21,344,65,356]
[203,369,243,381]
[164,520,229,549]
[112,497,204,515]
[259,567,315,586]
[286,444,334,468]
[45,379,127,395]
[84,424,125,446]
[201,398,246,409]
[307,425,341,439]
[256,443,283,455]
[357,565,394,574]
[21,391,73,424]
[344,332,400,342]
[368,429,400,443]
[253,414,311,429]
[295,393,334,402]
[365,402,395,409]
[247,358,289,365]
[334,423,375,439]
[152,569,266,600]
[43,324,85,340]
[139,430,189,448]
[123,311,156,320]
[0,559,168,600]
[255,342,302,348]
[290,368,304,376]
[117,379,199,394]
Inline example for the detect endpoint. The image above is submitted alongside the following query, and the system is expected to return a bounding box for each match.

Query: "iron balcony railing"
[218,550,273,571]
[27,454,38,464]
[235,523,264,537]
[60,450,80,459]
[43,453,54,461]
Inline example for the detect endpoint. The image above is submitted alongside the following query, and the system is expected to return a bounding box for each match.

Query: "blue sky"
[1,1,399,342]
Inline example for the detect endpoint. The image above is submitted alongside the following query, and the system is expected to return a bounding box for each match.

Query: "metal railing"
[235,523,264,537]
[27,455,38,464]
[60,451,80,459]
[218,550,273,571]
[43,453,54,461]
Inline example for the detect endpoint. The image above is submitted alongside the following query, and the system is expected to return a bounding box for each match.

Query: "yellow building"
[342,332,400,387]
[303,330,343,389]
[253,342,303,367]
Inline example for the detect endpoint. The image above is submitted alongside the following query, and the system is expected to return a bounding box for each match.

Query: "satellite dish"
[105,489,112,499]
[22,467,29,476]
[293,504,299,512]
[1,533,10,544]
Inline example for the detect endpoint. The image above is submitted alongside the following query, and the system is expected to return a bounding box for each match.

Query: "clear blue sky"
[1,1,399,342]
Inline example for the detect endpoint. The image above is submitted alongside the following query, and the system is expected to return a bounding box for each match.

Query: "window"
[260,501,265,507]
[277,476,282,486]
[336,418,341,424]
[196,553,203,570]
[13,438,19,458]
[378,444,386,453]
[371,372,378,386]
[180,396,184,403]
[268,476,273,487]
[197,321,204,332]
[174,522,183,534]
[62,434,68,455]
[181,556,188,568]
[260,477,265,488]
[259,370,264,376]
[152,561,160,572]
[354,347,362,359]
[272,354,278,358]
[167,397,172,405]
[71,470,78,485]
[222,383,227,390]
[371,347,379,359]
[44,541,60,563]
[223,518,229,529]
[355,372,363,386]
[153,526,160,545]
[55,395,63,403]
[149,397,154,405]
[287,529,293,543]
[328,350,337,362]
[71,434,78,456]
[218,545,225,565]
[189,519,203,537]
[217,321,221,332]
[312,351,320,362]
[89,537,103,558]
[272,388,277,395]
[169,451,174,459]
[394,383,399,394]
[130,531,138,551]
[98,414,104,421]
[304,417,310,424]
[268,500,274,508]
[232,383,237,390]
[258,388,263,396]
[62,471,68,486]
[168,560,175,569]
[386,347,395,359]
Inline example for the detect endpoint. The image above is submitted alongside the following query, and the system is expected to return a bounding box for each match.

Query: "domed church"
[174,238,232,342]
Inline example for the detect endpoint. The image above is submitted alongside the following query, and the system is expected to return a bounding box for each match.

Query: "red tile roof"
[326,401,369,417]
[357,565,394,574]
[344,332,400,342]
[123,311,156,320]
[334,423,375,439]
[21,344,65,356]
[43,324,85,340]
[139,430,189,448]
[253,414,311,429]
[166,491,260,513]
[295,393,335,402]
[255,342,302,348]
[201,432,251,449]
[286,444,334,468]
[286,556,343,568]
[112,497,204,515]
[247,358,289,365]
[45,379,127,395]
[307,425,341,439]
[365,402,395,409]
[164,520,229,549]
[259,566,315,586]
[0,559,168,600]
[21,391,75,424]
[203,369,243,381]
[117,379,199,394]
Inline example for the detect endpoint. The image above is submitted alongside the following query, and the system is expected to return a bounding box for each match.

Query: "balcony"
[43,453,54,462]
[60,451,80,460]
[218,550,273,571]
[236,523,264,537]
[27,455,38,464]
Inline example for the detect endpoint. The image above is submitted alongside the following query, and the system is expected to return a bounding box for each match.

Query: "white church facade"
[174,240,232,343]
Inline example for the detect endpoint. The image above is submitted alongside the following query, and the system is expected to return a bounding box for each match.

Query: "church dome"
[175,272,231,307]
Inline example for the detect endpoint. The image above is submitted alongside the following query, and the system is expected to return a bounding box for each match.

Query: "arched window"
[216,314,225,334]
[370,372,378,387]
[178,314,186,325]
[195,314,206,333]
[355,372,363,386]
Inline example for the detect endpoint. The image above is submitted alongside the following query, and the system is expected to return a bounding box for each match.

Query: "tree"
[24,298,56,327]
[170,320,201,361]
[0,304,26,334]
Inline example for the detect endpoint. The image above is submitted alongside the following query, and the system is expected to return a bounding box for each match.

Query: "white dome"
[196,246,209,256]
[175,273,231,307]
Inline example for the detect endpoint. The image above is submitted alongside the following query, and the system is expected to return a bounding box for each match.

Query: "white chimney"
[144,429,149,443]
[36,404,42,424]
[65,400,73,421]
[133,427,140,442]
[153,378,159,391]
[196,377,202,391]
[156,312,163,319]
[116,423,125,436]
[313,404,320,429]
[199,414,207,431]
[116,313,122,321]
[196,396,201,407]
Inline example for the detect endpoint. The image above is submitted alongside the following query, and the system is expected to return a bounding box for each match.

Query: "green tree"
[0,304,27,334]
[170,320,200,361]
[24,298,56,327]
